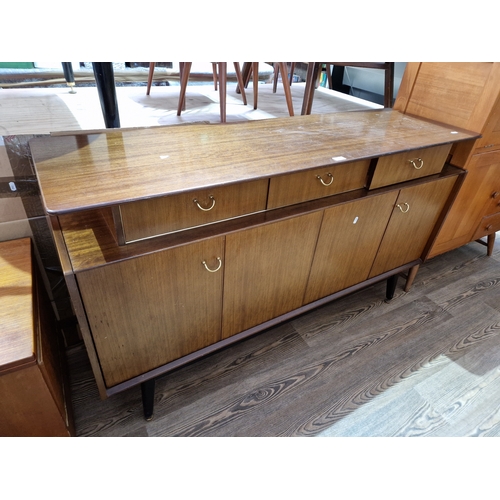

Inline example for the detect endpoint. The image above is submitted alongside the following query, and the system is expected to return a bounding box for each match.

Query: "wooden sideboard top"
[29,109,479,214]
[0,238,35,374]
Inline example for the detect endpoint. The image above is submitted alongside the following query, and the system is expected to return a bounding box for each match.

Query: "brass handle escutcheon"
[316,173,334,186]
[408,158,424,170]
[202,257,222,273]
[193,195,216,211]
[396,202,410,213]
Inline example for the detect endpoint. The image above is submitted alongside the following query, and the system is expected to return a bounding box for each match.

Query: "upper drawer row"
[116,143,452,244]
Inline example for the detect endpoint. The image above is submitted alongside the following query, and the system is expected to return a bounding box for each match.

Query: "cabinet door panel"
[222,212,323,339]
[304,191,398,304]
[77,237,225,387]
[369,176,456,278]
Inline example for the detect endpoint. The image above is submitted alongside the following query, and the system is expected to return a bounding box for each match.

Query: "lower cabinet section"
[75,174,460,391]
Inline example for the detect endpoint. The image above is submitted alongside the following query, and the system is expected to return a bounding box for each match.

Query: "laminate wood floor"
[67,237,500,437]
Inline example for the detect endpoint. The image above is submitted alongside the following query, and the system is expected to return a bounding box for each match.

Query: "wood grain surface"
[29,110,477,214]
[0,238,35,372]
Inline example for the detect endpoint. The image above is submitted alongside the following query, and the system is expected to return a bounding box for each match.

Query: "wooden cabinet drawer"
[117,178,269,243]
[370,144,451,189]
[472,212,500,240]
[267,159,370,209]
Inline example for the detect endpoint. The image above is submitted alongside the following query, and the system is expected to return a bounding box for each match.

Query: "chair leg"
[218,62,227,123]
[233,62,247,105]
[289,62,296,86]
[177,62,192,116]
[252,62,259,110]
[278,62,294,116]
[146,62,155,95]
[212,63,218,91]
[273,63,279,93]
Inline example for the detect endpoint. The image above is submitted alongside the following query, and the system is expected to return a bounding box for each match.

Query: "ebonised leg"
[141,379,155,421]
[386,274,399,300]
[92,62,120,128]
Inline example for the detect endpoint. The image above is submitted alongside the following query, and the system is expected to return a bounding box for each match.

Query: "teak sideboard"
[29,110,478,419]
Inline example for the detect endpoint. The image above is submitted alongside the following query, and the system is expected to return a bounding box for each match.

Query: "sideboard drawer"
[370,144,452,189]
[472,212,500,240]
[267,159,370,209]
[117,178,269,243]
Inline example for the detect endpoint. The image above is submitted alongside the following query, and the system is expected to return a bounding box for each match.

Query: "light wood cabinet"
[0,238,74,436]
[394,62,500,258]
[29,110,476,418]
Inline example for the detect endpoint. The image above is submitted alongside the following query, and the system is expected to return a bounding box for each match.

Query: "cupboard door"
[77,237,225,387]
[304,191,398,304]
[222,212,323,339]
[369,176,457,278]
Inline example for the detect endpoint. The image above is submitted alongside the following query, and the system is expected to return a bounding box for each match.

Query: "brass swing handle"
[396,202,410,213]
[316,173,334,186]
[193,195,216,211]
[202,257,222,273]
[408,158,424,170]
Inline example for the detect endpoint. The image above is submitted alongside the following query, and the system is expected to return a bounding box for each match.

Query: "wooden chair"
[177,62,248,123]
[240,62,294,116]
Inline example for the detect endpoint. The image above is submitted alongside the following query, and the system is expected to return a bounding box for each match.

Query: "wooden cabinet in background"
[0,238,73,436]
[394,62,500,258]
[29,110,477,419]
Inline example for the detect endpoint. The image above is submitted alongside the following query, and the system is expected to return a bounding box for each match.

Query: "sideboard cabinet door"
[369,176,457,278]
[304,191,398,304]
[222,212,323,339]
[77,237,225,388]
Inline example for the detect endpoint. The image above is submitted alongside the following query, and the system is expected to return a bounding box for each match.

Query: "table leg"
[92,62,120,128]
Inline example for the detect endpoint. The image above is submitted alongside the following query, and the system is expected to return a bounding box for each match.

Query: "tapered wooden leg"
[233,62,247,105]
[301,62,320,115]
[146,62,155,95]
[487,232,496,256]
[404,264,420,292]
[218,62,227,123]
[252,62,259,110]
[212,63,218,91]
[386,274,399,300]
[177,62,192,116]
[273,63,279,93]
[141,379,155,421]
[278,62,294,116]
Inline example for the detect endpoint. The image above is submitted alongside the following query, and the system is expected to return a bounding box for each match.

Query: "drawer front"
[472,212,500,240]
[119,178,269,243]
[267,159,370,209]
[370,144,452,189]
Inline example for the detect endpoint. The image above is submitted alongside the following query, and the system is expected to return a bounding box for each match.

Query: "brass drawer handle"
[408,158,424,170]
[396,202,410,213]
[316,173,334,186]
[193,195,216,211]
[202,257,222,273]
